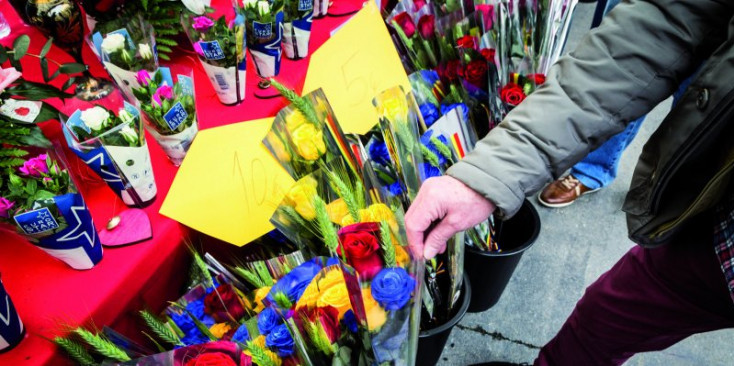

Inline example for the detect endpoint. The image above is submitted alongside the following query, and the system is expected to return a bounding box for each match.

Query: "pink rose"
[393,12,416,38]
[19,154,49,177]
[192,16,215,32]
[136,70,152,86]
[475,4,495,29]
[0,197,15,218]
[0,67,22,94]
[152,85,174,107]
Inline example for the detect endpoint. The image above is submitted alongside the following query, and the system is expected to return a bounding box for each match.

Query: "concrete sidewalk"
[439,3,734,365]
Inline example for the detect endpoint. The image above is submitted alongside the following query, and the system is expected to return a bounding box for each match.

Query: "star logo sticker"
[57,204,97,248]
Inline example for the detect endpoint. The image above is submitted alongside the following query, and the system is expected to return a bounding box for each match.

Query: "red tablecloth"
[0,0,363,364]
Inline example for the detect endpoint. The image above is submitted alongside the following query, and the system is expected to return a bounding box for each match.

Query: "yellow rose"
[327,198,350,225]
[376,89,409,122]
[284,176,318,220]
[296,282,321,310]
[264,349,282,366]
[285,110,308,134]
[317,283,351,318]
[362,288,386,331]
[253,286,271,313]
[394,244,410,267]
[291,123,326,161]
[317,269,345,291]
[209,323,232,339]
[365,203,398,231]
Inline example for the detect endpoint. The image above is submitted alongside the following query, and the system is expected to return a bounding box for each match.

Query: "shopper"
[405,0,734,364]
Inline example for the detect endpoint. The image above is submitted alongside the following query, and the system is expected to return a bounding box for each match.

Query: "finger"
[405,186,439,258]
[423,218,457,260]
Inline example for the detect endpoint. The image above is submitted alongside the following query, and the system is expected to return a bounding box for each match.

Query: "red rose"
[417,15,435,39]
[456,35,475,49]
[529,73,546,85]
[413,0,427,11]
[500,83,527,106]
[438,59,462,83]
[204,284,247,323]
[393,12,416,38]
[184,352,237,366]
[337,223,384,281]
[465,60,488,88]
[480,48,496,63]
[240,354,252,366]
[309,306,341,343]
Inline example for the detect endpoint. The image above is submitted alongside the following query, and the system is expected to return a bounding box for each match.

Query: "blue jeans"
[572,75,693,190]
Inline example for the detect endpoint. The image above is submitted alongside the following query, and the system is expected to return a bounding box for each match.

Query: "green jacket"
[447,0,734,247]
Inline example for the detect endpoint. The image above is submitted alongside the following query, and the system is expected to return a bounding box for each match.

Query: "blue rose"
[422,162,442,179]
[419,103,440,127]
[180,328,209,346]
[183,299,215,328]
[267,260,322,305]
[418,69,440,86]
[170,311,195,334]
[326,257,340,267]
[232,324,250,343]
[265,323,295,357]
[257,306,283,335]
[387,181,403,196]
[440,103,470,123]
[343,310,358,333]
[368,139,391,166]
[371,268,417,311]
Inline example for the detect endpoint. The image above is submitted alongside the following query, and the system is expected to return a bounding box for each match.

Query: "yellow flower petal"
[362,288,386,331]
[209,323,232,339]
[317,283,351,318]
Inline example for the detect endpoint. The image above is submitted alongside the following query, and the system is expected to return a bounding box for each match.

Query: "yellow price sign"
[303,2,411,135]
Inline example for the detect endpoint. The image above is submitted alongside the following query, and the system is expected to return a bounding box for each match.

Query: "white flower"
[138,43,153,60]
[80,106,111,131]
[118,109,136,124]
[118,125,139,145]
[244,0,257,10]
[181,0,206,14]
[101,33,126,54]
[257,1,270,16]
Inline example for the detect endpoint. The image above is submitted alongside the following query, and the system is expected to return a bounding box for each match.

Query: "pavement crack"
[456,324,541,349]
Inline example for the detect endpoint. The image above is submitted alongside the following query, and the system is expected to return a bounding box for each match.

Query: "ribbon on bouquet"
[12,193,102,270]
[283,11,313,59]
[250,11,285,78]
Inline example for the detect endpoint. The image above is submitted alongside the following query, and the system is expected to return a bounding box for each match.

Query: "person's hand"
[405,176,496,260]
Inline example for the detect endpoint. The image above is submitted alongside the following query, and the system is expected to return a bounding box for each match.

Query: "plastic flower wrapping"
[131,67,199,166]
[282,0,314,59]
[386,0,577,142]
[89,15,159,102]
[60,99,157,207]
[243,0,285,78]
[181,1,247,105]
[0,147,102,270]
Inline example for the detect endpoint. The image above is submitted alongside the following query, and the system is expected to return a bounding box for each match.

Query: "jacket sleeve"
[447,0,734,218]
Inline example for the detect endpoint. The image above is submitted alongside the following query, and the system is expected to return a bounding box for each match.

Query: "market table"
[0,0,364,364]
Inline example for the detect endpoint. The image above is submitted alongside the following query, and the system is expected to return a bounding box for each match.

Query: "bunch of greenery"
[0,35,84,168]
[91,0,185,61]
[131,71,196,135]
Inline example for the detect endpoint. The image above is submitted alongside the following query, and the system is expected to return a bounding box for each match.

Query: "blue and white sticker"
[178,75,194,96]
[13,207,59,235]
[199,41,226,60]
[253,21,273,39]
[298,0,314,12]
[163,102,189,131]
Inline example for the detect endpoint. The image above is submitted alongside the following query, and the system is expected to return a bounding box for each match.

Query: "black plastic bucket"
[416,272,471,366]
[464,199,540,313]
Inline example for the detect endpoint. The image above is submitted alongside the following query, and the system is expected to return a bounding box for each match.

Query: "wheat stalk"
[380,221,397,267]
[139,310,183,346]
[74,328,131,362]
[54,336,96,366]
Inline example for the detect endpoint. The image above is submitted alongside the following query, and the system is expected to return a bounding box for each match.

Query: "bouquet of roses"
[132,67,199,166]
[282,0,314,60]
[388,1,439,72]
[0,148,102,270]
[243,0,285,78]
[181,2,247,105]
[90,15,159,102]
[61,102,157,207]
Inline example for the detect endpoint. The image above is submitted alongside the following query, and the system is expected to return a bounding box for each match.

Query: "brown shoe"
[537,175,599,208]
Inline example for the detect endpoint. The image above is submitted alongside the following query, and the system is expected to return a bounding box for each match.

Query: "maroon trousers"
[535,213,734,365]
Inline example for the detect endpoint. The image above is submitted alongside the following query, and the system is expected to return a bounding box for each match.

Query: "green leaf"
[62,77,76,92]
[0,46,8,64]
[58,63,87,74]
[34,190,55,201]
[155,37,178,47]
[9,56,22,72]
[158,53,170,61]
[25,179,38,195]
[156,45,172,53]
[12,35,30,60]
[141,0,149,10]
[7,81,74,100]
[41,58,50,83]
[40,38,53,58]
[18,126,52,148]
